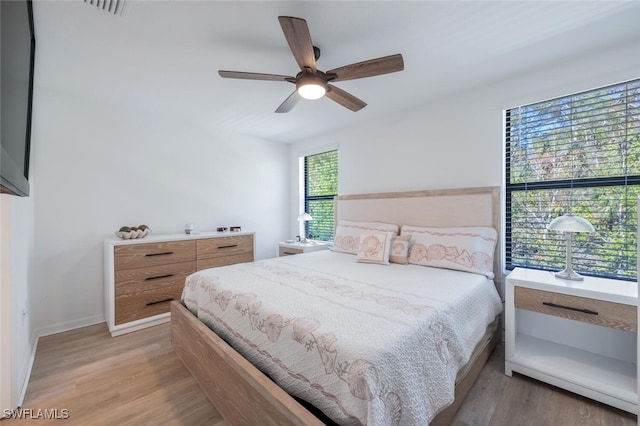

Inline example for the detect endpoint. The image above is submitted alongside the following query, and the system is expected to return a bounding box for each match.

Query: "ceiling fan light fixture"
[296,74,327,100]
[298,83,326,100]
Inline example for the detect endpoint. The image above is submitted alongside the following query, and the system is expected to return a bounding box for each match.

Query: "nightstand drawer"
[277,241,329,257]
[515,286,637,332]
[115,241,196,270]
[279,247,303,256]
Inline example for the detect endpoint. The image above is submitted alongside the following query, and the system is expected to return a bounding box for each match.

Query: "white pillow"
[389,235,411,265]
[333,220,399,255]
[401,225,498,279]
[356,232,393,265]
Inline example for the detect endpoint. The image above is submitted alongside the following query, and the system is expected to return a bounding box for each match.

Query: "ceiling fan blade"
[275,91,301,113]
[326,84,366,112]
[218,70,295,81]
[278,16,316,72]
[326,54,404,82]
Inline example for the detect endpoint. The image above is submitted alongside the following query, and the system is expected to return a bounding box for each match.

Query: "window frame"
[301,149,338,242]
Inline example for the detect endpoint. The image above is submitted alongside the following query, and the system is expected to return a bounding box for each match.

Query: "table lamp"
[297,212,313,243]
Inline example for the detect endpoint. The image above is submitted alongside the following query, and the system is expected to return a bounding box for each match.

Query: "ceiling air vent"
[83,0,125,16]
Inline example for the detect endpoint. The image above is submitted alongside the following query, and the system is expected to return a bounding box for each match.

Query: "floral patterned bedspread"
[182,250,502,425]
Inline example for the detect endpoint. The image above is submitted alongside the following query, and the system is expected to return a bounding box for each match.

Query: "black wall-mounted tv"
[1,0,35,197]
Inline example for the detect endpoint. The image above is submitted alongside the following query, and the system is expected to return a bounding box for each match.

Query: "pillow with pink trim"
[333,220,399,255]
[356,232,393,265]
[401,225,497,279]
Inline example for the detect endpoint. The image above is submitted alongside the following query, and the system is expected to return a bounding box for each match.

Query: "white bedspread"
[182,250,502,425]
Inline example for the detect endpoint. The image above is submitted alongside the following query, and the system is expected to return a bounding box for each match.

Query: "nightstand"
[505,267,638,413]
[278,241,330,257]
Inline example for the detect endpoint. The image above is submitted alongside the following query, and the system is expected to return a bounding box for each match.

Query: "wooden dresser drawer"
[515,286,637,332]
[115,284,184,325]
[196,235,254,271]
[115,261,196,296]
[197,252,254,270]
[115,240,196,270]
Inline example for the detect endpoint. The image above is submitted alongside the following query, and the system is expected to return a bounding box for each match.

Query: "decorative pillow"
[389,235,411,264]
[333,220,399,255]
[356,232,393,265]
[401,225,498,279]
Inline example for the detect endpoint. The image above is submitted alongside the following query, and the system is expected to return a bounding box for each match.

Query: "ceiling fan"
[218,16,404,113]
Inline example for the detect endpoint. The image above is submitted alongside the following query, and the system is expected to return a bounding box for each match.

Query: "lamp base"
[553,231,585,281]
[554,268,584,281]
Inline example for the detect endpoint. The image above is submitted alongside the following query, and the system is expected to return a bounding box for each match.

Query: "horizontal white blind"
[506,79,640,280]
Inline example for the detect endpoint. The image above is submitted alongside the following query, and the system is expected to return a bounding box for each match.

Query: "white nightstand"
[505,267,638,413]
[278,241,330,257]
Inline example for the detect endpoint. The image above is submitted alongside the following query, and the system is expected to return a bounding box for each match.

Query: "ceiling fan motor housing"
[296,70,328,100]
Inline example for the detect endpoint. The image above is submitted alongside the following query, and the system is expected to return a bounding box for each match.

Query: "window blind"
[505,79,640,280]
[304,150,338,241]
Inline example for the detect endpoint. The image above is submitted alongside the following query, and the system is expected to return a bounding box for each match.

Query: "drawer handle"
[542,302,598,315]
[218,244,238,249]
[145,251,174,257]
[145,274,174,281]
[283,251,297,255]
[146,298,174,306]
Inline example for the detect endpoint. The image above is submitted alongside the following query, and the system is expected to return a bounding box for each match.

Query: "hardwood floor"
[2,323,224,425]
[453,338,637,426]
[2,322,636,425]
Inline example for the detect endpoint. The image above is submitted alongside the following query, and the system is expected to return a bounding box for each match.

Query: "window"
[303,150,338,241]
[506,79,640,280]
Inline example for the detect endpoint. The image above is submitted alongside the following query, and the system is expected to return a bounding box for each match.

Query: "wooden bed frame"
[171,186,501,425]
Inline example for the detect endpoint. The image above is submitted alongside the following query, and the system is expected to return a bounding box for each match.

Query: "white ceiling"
[33,1,640,143]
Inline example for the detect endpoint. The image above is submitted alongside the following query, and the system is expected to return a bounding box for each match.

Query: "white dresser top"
[508,267,637,306]
[105,230,255,246]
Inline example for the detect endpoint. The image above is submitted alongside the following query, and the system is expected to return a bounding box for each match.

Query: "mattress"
[182,250,503,425]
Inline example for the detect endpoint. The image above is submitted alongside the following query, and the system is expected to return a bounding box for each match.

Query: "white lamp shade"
[547,214,595,233]
[297,212,313,222]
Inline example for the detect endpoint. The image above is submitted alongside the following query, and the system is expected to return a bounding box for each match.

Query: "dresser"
[505,267,638,413]
[105,231,255,336]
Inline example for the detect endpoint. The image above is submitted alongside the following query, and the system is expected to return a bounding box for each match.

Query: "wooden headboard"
[335,186,502,291]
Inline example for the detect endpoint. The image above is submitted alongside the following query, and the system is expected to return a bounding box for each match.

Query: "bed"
[171,186,502,425]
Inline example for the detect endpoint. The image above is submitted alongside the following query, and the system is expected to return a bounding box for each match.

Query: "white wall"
[30,89,290,337]
[289,39,640,237]
[0,192,36,409]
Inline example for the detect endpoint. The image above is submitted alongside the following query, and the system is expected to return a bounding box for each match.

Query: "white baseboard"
[17,333,39,407]
[34,314,105,338]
